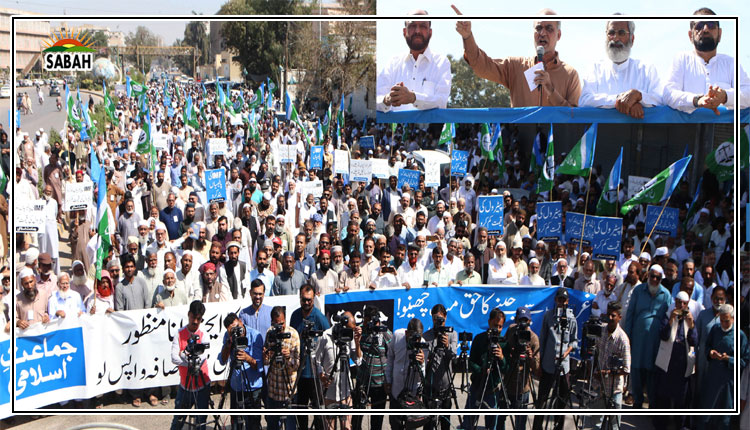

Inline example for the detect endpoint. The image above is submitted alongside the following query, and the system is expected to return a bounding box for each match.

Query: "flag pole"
[640,195,672,256]
[615,182,620,216]
[576,167,594,269]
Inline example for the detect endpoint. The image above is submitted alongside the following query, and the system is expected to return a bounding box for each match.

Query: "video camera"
[229,325,248,369]
[556,305,570,330]
[407,332,429,362]
[459,331,473,343]
[186,333,208,356]
[608,355,626,372]
[434,316,454,336]
[267,323,291,364]
[332,314,354,344]
[487,328,504,352]
[581,316,604,360]
[363,315,387,335]
[301,318,324,340]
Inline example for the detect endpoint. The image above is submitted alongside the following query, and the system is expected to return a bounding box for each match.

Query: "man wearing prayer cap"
[16,267,50,329]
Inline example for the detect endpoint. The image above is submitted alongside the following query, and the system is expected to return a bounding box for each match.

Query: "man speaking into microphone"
[453,5,581,107]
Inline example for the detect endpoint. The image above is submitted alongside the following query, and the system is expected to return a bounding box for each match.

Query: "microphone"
[535,46,545,92]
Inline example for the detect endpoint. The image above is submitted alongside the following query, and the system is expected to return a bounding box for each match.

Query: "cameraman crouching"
[462,308,508,430]
[591,302,630,430]
[220,312,264,430]
[386,318,428,430]
[423,304,457,430]
[502,307,539,430]
[316,311,362,430]
[263,306,300,430]
[170,300,211,430]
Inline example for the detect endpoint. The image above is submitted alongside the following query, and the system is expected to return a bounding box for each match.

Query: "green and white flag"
[137,109,152,154]
[102,81,119,126]
[129,79,146,98]
[556,123,597,177]
[596,147,623,216]
[621,155,692,215]
[439,123,455,149]
[65,85,83,131]
[248,88,263,109]
[705,140,734,182]
[322,103,332,136]
[290,104,309,146]
[0,162,7,194]
[94,169,111,280]
[537,125,555,193]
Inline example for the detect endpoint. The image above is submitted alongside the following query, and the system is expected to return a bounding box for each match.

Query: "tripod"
[510,342,537,408]
[326,339,355,409]
[597,361,623,430]
[173,359,221,430]
[352,332,382,430]
[539,317,580,430]
[456,339,471,395]
[217,348,255,430]
[397,352,429,430]
[289,333,325,430]
[269,348,301,430]
[425,341,461,430]
[472,349,515,430]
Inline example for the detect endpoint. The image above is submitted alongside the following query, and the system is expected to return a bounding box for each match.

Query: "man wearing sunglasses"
[579,19,663,119]
[664,7,750,114]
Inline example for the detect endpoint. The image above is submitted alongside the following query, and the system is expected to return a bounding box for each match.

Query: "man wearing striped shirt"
[352,305,392,430]
[592,301,631,430]
[263,306,300,430]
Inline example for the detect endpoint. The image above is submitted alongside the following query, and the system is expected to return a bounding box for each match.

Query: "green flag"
[129,80,146,98]
[0,162,7,194]
[620,156,692,215]
[248,88,263,109]
[492,124,506,176]
[322,103,332,136]
[556,124,597,177]
[290,104,310,146]
[439,123,455,149]
[596,147,623,216]
[480,123,495,161]
[65,86,83,131]
[137,111,152,154]
[537,126,555,193]
[704,140,734,182]
[102,81,119,126]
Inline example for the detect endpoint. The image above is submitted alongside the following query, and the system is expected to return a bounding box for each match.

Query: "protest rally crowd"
[2,7,749,430]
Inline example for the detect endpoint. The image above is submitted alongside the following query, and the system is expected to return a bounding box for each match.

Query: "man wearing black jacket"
[550,258,574,289]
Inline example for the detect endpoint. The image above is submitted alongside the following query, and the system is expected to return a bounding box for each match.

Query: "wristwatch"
[692,94,701,107]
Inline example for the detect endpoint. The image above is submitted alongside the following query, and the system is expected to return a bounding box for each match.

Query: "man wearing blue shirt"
[249,250,275,296]
[290,284,331,430]
[220,312,264,430]
[240,280,273,343]
[159,192,183,241]
[294,234,316,281]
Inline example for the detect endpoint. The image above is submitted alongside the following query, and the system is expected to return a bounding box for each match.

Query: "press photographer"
[462,308,509,430]
[352,305,392,430]
[533,287,578,430]
[387,318,429,430]
[290,284,330,430]
[170,300,211,430]
[263,306,300,430]
[501,306,539,430]
[219,312,264,430]
[422,304,458,430]
[316,311,362,430]
[591,302,630,430]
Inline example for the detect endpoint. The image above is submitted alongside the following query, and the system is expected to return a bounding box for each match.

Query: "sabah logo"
[43,29,95,71]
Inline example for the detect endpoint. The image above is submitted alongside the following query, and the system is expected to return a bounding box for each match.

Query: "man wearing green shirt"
[424,247,453,286]
[456,253,483,285]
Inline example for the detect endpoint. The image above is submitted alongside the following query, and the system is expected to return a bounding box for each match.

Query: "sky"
[377,0,749,79]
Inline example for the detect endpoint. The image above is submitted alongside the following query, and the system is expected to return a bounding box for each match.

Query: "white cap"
[25,247,39,264]
[699,208,710,215]
[654,246,669,257]
[19,267,35,280]
[529,257,540,265]
[263,192,273,201]
[650,264,664,277]
[640,252,651,261]
[676,291,690,302]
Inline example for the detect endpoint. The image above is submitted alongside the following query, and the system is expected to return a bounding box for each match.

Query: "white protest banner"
[298,180,324,199]
[152,133,169,151]
[15,200,46,233]
[12,295,311,411]
[371,158,389,179]
[334,150,349,175]
[230,113,244,126]
[424,158,440,188]
[349,159,372,183]
[207,138,227,159]
[627,175,651,199]
[63,182,93,212]
[280,145,296,164]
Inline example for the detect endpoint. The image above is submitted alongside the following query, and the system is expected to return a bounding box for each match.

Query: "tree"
[125,26,161,73]
[448,54,511,108]
[89,31,109,49]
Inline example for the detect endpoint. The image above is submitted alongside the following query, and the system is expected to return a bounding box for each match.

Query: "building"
[0,7,49,76]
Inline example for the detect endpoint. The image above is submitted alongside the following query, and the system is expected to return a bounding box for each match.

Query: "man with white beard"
[330,246,345,275]
[592,274,619,318]
[39,185,60,275]
[152,269,189,308]
[487,241,518,285]
[145,224,174,271]
[579,19,663,119]
[141,251,162,300]
[70,261,93,302]
[520,258,545,286]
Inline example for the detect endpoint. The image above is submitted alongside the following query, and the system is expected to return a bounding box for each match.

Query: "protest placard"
[206,169,227,203]
[627,175,651,199]
[359,135,375,150]
[16,200,46,233]
[298,180,324,199]
[207,138,226,160]
[397,168,420,190]
[424,158,440,188]
[310,146,324,170]
[645,205,679,237]
[152,133,168,151]
[63,182,93,212]
[478,196,505,235]
[371,159,389,179]
[349,159,372,183]
[536,201,563,242]
[334,150,349,175]
[565,212,623,260]
[451,150,469,177]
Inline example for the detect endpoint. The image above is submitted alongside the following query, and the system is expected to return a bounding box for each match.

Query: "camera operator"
[590,301,630,430]
[422,304,458,430]
[263,306,300,430]
[352,305,392,430]
[290,284,331,430]
[316,311,362,430]
[533,287,578,430]
[462,308,508,430]
[170,300,210,430]
[219,312,264,430]
[501,306,539,430]
[386,318,428,430]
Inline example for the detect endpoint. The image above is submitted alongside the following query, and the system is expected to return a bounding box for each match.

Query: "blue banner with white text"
[478,196,505,235]
[536,201,563,243]
[397,168,421,190]
[206,168,227,203]
[15,327,86,400]
[451,150,469,177]
[565,212,623,260]
[645,205,679,237]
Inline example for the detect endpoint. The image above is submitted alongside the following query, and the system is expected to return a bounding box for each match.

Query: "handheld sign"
[16,200,47,233]
[478,196,505,235]
[397,168,420,190]
[334,150,349,175]
[424,159,440,188]
[627,175,650,199]
[167,106,174,118]
[280,145,296,164]
[206,169,227,203]
[645,205,679,237]
[359,135,375,150]
[310,146,324,170]
[371,159,389,179]
[536,201,563,242]
[349,159,372,183]
[298,180,324,199]
[565,212,623,260]
[451,150,469,177]
[207,138,226,158]
[153,133,169,151]
[64,182,93,211]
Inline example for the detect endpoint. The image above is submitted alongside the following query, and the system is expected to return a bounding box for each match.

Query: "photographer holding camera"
[263,306,300,430]
[462,308,509,430]
[170,300,211,430]
[386,318,429,430]
[290,284,331,430]
[352,305,392,430]
[591,302,630,430]
[502,306,539,430]
[219,312,264,430]
[422,304,458,430]
[533,287,578,430]
[316,311,362,430]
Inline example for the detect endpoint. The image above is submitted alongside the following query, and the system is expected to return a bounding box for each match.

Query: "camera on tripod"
[556,305,570,329]
[407,332,429,361]
[185,334,208,374]
[267,323,291,364]
[584,317,603,339]
[229,325,248,369]
[434,316,454,335]
[301,318,324,339]
[332,314,354,344]
[487,328,505,352]
[459,331,473,343]
[608,355,625,373]
[363,315,387,335]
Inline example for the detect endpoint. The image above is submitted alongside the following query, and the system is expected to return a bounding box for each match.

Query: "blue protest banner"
[324,285,593,349]
[206,168,227,203]
[536,201,563,242]
[645,205,679,237]
[163,96,171,107]
[310,146,324,170]
[451,150,469,177]
[0,338,8,409]
[565,212,623,260]
[167,106,174,118]
[478,196,505,235]
[15,327,87,400]
[397,168,420,190]
[359,135,374,150]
